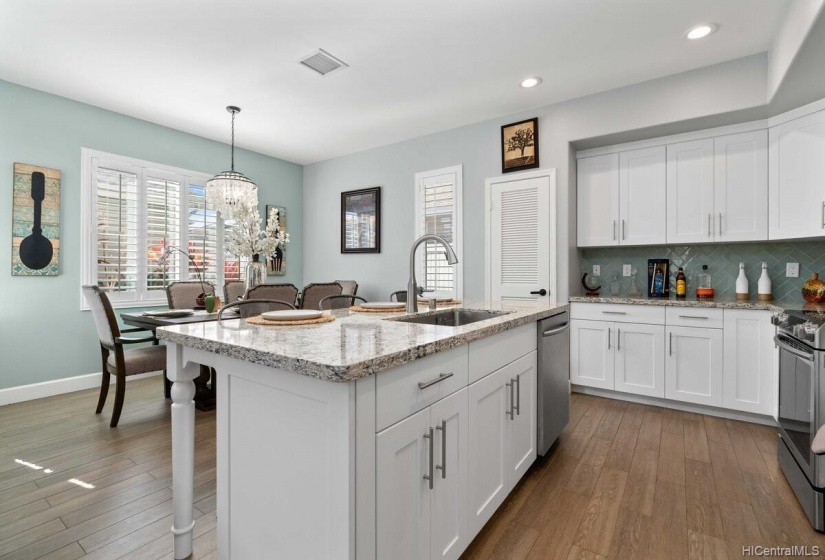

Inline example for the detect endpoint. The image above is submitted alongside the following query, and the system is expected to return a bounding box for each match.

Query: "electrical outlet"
[623,264,632,277]
[592,264,600,276]
[787,263,800,278]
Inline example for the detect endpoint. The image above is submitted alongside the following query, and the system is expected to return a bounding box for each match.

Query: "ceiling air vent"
[299,49,349,77]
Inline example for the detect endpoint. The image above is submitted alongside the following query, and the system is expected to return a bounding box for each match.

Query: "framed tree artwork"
[341,187,381,253]
[501,117,539,173]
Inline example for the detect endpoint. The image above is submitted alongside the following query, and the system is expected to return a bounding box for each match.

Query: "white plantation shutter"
[414,166,463,299]
[186,182,219,286]
[145,175,181,292]
[96,167,139,296]
[500,189,539,285]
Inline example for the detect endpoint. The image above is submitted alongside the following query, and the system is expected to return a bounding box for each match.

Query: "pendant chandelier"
[206,105,258,220]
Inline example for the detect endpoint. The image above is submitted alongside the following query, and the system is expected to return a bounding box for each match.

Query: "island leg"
[167,343,200,559]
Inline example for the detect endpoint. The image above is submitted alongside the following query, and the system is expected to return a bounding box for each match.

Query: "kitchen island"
[156,299,567,560]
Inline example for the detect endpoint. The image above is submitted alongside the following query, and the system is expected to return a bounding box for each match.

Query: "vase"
[245,254,267,292]
[735,262,749,301]
[803,272,825,303]
[757,262,772,301]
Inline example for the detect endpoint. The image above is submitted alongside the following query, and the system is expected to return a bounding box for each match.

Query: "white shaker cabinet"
[619,146,667,245]
[714,130,768,242]
[665,326,724,407]
[769,109,825,240]
[666,139,715,244]
[614,323,665,398]
[577,154,619,247]
[570,319,614,390]
[376,387,470,560]
[467,352,537,535]
[722,310,775,415]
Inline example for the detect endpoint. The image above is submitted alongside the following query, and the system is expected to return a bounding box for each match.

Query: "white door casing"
[485,168,555,302]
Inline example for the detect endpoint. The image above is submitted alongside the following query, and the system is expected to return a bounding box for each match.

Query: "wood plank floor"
[3,380,824,559]
[460,393,825,560]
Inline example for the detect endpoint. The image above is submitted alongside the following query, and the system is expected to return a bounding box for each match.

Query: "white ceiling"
[0,0,789,165]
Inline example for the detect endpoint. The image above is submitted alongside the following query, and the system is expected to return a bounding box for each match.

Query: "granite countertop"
[568,295,801,311]
[156,300,568,382]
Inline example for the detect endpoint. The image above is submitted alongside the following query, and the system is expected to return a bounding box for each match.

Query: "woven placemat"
[417,299,462,307]
[246,314,335,326]
[350,305,405,313]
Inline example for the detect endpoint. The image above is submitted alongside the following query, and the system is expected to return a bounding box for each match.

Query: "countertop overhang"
[156,300,568,382]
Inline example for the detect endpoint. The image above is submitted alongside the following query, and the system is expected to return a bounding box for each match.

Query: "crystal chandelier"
[206,106,258,220]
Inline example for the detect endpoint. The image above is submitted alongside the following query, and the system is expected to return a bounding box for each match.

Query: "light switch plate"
[592,264,600,276]
[623,264,632,277]
[787,263,800,278]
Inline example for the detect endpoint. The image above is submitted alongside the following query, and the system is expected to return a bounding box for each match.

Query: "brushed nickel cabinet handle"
[435,420,447,479]
[822,202,824,229]
[669,332,673,356]
[608,327,611,350]
[418,372,453,390]
[423,427,434,489]
[678,315,709,319]
[617,328,621,351]
[602,311,626,315]
[514,375,521,416]
[718,213,722,236]
[708,213,712,237]
[622,219,626,240]
[613,220,617,241]
[506,380,513,418]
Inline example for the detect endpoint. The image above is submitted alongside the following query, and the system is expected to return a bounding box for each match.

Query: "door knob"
[530,289,547,296]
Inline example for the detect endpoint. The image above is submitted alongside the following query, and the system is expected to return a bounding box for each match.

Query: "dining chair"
[246,284,299,307]
[82,285,166,427]
[390,290,408,302]
[318,294,368,310]
[217,299,297,322]
[299,283,343,310]
[224,280,246,303]
[166,281,216,309]
[334,280,359,297]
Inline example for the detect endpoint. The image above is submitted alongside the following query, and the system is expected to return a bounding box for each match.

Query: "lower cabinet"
[468,352,537,535]
[570,320,614,389]
[665,326,724,406]
[376,388,469,560]
[723,310,775,415]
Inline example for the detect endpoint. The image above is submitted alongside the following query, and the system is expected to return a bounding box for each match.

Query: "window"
[81,149,245,309]
[414,165,463,299]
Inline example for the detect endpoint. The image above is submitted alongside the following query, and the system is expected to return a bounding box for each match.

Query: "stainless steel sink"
[390,309,510,327]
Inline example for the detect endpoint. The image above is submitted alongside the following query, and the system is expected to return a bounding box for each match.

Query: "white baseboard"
[0,370,163,407]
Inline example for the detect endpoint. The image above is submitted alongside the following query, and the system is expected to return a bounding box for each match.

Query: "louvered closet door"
[490,175,551,301]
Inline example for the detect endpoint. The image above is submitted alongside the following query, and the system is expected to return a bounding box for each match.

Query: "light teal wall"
[0,80,303,390]
[580,241,825,301]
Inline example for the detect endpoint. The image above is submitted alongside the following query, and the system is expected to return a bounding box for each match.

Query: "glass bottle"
[675,268,686,298]
[697,264,714,299]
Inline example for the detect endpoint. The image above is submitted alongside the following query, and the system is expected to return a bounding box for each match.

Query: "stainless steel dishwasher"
[537,310,570,456]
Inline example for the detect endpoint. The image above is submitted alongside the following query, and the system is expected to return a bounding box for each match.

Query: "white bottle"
[758,262,772,301]
[735,262,749,301]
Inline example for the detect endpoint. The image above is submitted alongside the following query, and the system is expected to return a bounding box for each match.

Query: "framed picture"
[265,205,288,276]
[12,163,61,276]
[501,117,539,173]
[341,187,381,253]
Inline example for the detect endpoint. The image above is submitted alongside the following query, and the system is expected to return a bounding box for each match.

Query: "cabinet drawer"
[376,346,469,432]
[469,323,537,384]
[570,303,664,325]
[665,307,723,328]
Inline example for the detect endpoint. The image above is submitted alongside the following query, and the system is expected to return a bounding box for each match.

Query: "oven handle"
[774,334,815,362]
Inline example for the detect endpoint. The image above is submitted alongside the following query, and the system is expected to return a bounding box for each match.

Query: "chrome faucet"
[407,234,459,313]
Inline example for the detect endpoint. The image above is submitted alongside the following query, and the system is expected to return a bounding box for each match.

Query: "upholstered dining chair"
[318,294,367,310]
[390,290,408,302]
[334,280,359,297]
[299,282,343,310]
[246,284,299,307]
[82,285,166,427]
[224,280,246,304]
[165,281,216,309]
[217,299,296,321]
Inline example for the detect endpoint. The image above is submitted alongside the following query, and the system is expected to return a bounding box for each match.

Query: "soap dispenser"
[758,262,772,301]
[735,262,749,301]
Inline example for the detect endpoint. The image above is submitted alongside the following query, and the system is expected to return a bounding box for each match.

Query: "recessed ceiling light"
[685,24,718,40]
[521,77,542,88]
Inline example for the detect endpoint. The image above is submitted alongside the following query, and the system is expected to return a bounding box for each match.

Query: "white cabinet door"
[723,310,775,415]
[577,154,619,247]
[429,388,469,560]
[769,110,825,240]
[665,326,724,407]
[714,130,768,242]
[467,366,510,535]
[376,407,432,560]
[667,139,715,244]
[615,323,665,398]
[505,352,537,484]
[570,319,615,390]
[619,146,666,245]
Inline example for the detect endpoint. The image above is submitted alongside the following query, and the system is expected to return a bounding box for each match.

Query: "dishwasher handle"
[542,323,570,337]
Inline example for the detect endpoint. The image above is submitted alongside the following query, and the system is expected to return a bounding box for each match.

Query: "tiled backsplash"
[580,241,825,300]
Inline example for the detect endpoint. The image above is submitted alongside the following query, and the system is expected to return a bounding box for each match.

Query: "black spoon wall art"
[19,171,54,270]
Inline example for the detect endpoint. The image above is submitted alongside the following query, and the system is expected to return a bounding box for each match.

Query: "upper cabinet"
[714,130,768,242]
[620,147,667,245]
[666,139,715,244]
[577,154,619,247]
[769,109,825,240]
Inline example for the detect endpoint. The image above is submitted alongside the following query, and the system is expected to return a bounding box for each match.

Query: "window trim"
[413,164,463,299]
[80,148,227,310]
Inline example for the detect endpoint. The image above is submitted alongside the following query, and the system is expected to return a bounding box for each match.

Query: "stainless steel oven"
[775,309,825,531]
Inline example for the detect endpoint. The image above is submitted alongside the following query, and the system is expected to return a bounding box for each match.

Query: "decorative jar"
[245,254,267,292]
[802,272,825,303]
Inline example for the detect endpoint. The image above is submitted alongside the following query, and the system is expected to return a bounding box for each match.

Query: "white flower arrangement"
[225,205,289,258]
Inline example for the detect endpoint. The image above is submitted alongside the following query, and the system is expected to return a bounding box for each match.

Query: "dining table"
[120,309,223,411]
